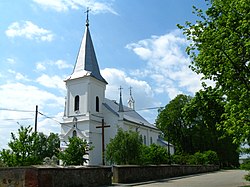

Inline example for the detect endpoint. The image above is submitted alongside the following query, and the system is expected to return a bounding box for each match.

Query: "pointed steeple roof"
[118,86,124,112]
[66,15,107,84]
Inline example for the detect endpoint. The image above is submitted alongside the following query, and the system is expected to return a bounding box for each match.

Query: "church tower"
[60,11,107,165]
[128,87,135,110]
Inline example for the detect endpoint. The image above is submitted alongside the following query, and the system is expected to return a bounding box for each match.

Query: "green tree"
[0,126,60,166]
[156,94,192,153]
[59,136,89,166]
[183,88,239,167]
[106,128,142,165]
[177,0,250,144]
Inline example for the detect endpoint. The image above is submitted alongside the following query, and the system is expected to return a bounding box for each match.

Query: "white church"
[60,15,173,165]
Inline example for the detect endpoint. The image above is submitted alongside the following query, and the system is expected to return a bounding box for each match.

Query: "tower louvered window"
[74,95,79,111]
[96,96,99,112]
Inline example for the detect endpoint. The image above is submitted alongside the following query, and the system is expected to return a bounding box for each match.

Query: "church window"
[150,137,153,144]
[96,96,99,112]
[74,95,79,111]
[144,135,146,145]
[72,130,77,137]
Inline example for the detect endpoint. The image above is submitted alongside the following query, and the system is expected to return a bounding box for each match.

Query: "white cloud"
[6,58,16,64]
[37,112,63,135]
[32,0,118,14]
[127,29,212,99]
[6,21,54,42]
[0,82,64,149]
[0,82,63,111]
[101,67,160,123]
[101,68,157,109]
[8,69,30,82]
[54,60,73,69]
[36,62,47,71]
[36,60,73,72]
[36,74,66,90]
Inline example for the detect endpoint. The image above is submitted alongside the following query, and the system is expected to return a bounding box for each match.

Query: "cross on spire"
[85,7,91,27]
[129,86,133,96]
[119,86,123,97]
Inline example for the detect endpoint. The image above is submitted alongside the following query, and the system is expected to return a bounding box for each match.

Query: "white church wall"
[66,79,88,116]
[87,78,106,114]
[89,119,103,165]
[102,107,119,149]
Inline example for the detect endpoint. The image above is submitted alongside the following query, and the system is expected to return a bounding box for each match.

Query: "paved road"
[126,170,250,187]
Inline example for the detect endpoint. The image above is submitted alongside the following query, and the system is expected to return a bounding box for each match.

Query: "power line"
[0,108,34,113]
[122,106,164,112]
[1,118,34,121]
[38,112,61,124]
[136,106,164,111]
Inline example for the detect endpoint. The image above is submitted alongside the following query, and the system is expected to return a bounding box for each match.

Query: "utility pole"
[35,105,38,132]
[96,119,110,165]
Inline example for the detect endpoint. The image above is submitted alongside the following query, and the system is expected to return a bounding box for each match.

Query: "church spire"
[118,86,124,112]
[128,87,135,110]
[67,8,107,84]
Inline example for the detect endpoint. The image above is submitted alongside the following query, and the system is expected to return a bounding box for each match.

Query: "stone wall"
[113,165,220,183]
[0,166,112,187]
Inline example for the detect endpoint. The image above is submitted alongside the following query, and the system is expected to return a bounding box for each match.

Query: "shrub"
[173,150,219,165]
[173,154,189,165]
[241,158,250,181]
[204,150,219,165]
[241,159,250,170]
[193,152,206,165]
[106,128,142,165]
[59,137,90,166]
[141,144,169,165]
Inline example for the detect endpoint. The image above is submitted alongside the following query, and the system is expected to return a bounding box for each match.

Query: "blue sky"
[0,0,211,149]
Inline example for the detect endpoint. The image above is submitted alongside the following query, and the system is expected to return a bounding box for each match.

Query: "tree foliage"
[183,88,239,167]
[156,94,192,153]
[106,128,142,165]
[0,126,60,166]
[177,0,250,143]
[59,136,89,166]
[157,92,239,167]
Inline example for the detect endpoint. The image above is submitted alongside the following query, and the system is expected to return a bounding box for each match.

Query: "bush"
[106,128,142,165]
[0,159,6,167]
[241,159,250,170]
[193,152,206,165]
[173,154,189,165]
[240,158,250,181]
[173,150,219,165]
[59,137,90,166]
[141,144,169,165]
[204,150,219,165]
[244,173,250,181]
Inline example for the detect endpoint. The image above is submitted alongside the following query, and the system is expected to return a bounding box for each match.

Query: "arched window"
[74,95,79,111]
[144,135,146,145]
[96,96,99,112]
[72,130,77,137]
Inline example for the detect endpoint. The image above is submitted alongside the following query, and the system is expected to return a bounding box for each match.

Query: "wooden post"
[35,105,38,132]
[96,119,110,165]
